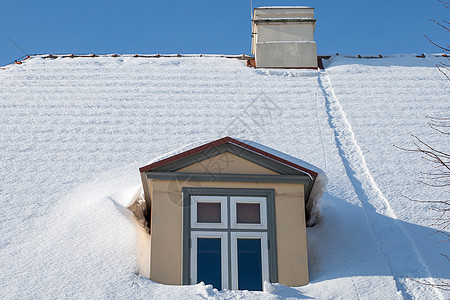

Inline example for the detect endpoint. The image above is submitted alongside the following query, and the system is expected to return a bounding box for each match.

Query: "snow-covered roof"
[0,54,449,299]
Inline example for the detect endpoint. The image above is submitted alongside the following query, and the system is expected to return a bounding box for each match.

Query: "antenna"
[250,0,253,20]
[7,36,29,56]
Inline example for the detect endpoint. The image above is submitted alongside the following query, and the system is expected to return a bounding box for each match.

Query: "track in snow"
[317,70,443,300]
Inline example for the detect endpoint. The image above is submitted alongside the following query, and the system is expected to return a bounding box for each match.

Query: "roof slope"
[0,54,448,299]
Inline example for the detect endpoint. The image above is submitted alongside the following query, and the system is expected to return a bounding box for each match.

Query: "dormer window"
[139,137,325,290]
[184,188,276,290]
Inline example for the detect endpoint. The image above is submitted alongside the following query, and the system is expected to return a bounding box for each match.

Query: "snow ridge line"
[317,70,443,300]
[314,88,329,175]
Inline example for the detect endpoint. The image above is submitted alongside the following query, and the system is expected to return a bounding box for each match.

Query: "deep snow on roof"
[0,54,449,299]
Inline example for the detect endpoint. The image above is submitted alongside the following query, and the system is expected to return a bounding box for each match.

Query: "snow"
[236,139,328,226]
[0,54,449,299]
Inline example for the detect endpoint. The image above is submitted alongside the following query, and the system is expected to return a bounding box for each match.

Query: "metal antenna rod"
[7,37,29,56]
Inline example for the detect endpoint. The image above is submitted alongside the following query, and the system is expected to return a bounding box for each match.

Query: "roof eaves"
[138,137,230,173]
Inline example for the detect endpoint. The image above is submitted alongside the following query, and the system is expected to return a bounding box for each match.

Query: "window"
[190,231,228,290]
[191,196,227,229]
[231,232,269,290]
[183,188,277,291]
[236,203,260,223]
[197,203,221,223]
[230,196,267,230]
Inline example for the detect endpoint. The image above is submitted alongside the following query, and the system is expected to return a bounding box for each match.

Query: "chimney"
[252,6,318,69]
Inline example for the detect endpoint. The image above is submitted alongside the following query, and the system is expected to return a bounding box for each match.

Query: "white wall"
[255,42,318,69]
[256,23,315,43]
[252,7,318,68]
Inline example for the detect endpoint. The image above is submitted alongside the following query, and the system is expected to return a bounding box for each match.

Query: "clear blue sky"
[1,0,448,66]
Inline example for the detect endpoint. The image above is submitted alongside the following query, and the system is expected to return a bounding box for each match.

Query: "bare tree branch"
[437,65,450,80]
[425,35,450,52]
[430,19,450,31]
[439,0,450,9]
[406,276,450,291]
[402,2,450,290]
[397,116,450,288]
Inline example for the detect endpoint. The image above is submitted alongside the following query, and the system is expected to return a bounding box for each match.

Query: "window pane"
[197,238,221,289]
[237,239,262,291]
[236,203,260,224]
[197,202,221,223]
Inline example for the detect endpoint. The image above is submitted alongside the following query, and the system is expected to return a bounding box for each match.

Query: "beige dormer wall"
[177,152,279,175]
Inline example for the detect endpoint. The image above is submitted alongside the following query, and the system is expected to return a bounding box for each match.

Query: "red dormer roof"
[139,136,318,178]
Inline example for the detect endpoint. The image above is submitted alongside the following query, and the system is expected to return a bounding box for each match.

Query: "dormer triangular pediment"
[176,152,279,175]
[140,138,315,177]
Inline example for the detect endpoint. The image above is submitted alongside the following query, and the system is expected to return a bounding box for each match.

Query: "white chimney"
[252,6,318,69]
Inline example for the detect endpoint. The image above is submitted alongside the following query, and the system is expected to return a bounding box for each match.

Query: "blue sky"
[1,0,448,66]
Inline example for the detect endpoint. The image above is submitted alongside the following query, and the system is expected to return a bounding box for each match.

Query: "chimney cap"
[254,6,313,10]
[253,6,314,19]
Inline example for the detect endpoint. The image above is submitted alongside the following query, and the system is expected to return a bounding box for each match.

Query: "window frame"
[182,187,278,289]
[230,196,267,230]
[191,195,228,229]
[190,231,229,290]
[230,231,269,290]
